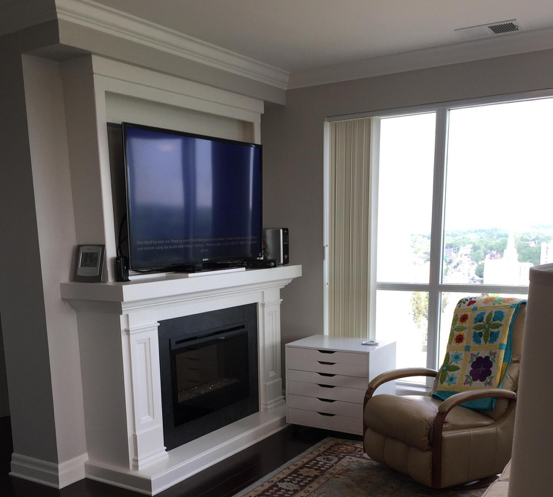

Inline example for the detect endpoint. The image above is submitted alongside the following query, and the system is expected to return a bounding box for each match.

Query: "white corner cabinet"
[285,335,396,435]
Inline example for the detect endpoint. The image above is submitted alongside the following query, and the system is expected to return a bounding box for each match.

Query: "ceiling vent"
[455,20,521,41]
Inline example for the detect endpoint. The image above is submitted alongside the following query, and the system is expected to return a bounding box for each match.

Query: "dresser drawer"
[287,348,367,378]
[287,394,363,418]
[287,347,367,366]
[287,369,367,390]
[287,408,362,435]
[288,380,365,404]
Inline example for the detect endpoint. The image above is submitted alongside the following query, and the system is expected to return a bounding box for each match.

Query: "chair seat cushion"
[364,395,495,451]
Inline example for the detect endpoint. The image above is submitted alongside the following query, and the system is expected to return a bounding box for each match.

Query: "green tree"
[412,292,428,353]
[516,243,540,266]
[411,292,428,330]
[475,262,484,279]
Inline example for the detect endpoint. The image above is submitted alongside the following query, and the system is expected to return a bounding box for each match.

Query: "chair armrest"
[431,388,517,488]
[362,367,438,440]
[364,368,437,413]
[438,389,517,415]
[368,367,438,391]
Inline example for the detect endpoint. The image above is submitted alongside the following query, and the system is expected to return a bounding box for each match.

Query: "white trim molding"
[55,0,289,90]
[85,405,287,496]
[288,25,553,89]
[5,1,553,93]
[60,54,264,281]
[10,452,88,489]
[61,265,301,495]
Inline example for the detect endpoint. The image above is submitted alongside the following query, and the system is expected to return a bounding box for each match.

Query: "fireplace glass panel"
[172,328,250,426]
[159,304,258,450]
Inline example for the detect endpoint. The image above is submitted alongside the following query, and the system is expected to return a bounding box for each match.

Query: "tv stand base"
[183,266,246,278]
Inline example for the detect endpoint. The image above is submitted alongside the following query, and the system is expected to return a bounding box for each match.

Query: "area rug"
[234,438,487,497]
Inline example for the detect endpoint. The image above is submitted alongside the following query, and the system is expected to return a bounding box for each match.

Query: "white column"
[61,56,117,281]
[123,314,167,470]
[258,288,284,410]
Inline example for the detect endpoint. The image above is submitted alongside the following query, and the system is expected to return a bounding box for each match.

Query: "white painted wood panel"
[287,349,367,378]
[285,336,396,435]
[287,370,367,390]
[287,395,363,419]
[287,408,362,435]
[105,93,253,143]
[286,334,394,354]
[63,266,301,495]
[368,341,397,396]
[288,381,365,404]
[60,55,264,285]
[287,347,368,365]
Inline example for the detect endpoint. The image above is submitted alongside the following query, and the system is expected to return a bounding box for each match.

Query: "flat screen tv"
[122,123,262,271]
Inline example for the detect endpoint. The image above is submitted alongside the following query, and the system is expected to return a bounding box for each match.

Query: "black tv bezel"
[122,122,263,272]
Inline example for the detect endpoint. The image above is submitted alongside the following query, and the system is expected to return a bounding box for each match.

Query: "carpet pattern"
[235,438,487,497]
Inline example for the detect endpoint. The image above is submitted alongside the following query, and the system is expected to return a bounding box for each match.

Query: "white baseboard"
[10,407,286,495]
[10,452,88,489]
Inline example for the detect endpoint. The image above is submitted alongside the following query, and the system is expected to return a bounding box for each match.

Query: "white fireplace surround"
[2,53,297,495]
[60,265,301,495]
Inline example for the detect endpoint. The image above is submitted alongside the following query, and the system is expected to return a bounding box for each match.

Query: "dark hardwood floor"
[0,417,361,497]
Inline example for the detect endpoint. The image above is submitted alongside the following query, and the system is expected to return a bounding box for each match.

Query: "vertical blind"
[328,118,373,338]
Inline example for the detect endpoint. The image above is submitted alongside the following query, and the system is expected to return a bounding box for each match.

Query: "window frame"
[324,89,553,387]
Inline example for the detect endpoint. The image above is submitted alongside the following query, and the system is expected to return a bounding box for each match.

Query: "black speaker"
[263,228,289,265]
[115,256,130,282]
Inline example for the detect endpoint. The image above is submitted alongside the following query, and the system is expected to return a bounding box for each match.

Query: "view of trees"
[443,227,553,267]
[409,226,553,353]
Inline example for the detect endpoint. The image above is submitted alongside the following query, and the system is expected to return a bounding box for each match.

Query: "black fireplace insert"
[159,305,258,450]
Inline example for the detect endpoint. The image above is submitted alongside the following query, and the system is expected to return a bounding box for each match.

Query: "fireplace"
[61,266,301,494]
[158,304,259,450]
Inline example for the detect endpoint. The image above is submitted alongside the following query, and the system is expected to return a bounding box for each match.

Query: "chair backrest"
[431,304,526,420]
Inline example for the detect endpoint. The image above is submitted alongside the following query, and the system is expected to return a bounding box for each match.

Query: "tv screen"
[123,123,262,271]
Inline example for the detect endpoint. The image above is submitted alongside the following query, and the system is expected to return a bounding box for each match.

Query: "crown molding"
[288,26,553,90]
[54,0,289,90]
[5,0,553,94]
[0,0,57,37]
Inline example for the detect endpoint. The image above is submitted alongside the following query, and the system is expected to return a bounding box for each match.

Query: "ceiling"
[92,0,553,73]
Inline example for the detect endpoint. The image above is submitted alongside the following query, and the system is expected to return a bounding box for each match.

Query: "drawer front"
[287,370,367,390]
[287,348,367,378]
[287,408,362,435]
[287,394,363,418]
[288,380,365,404]
[288,347,367,366]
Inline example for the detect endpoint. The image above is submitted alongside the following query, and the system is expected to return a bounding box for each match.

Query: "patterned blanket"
[433,296,526,410]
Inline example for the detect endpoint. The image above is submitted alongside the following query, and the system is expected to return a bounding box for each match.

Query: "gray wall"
[262,48,553,350]
[0,24,88,465]
[0,47,59,462]
[22,54,87,463]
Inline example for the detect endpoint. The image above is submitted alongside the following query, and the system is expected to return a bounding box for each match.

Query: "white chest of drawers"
[285,335,396,435]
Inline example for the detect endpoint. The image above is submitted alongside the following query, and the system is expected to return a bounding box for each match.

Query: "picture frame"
[73,244,105,283]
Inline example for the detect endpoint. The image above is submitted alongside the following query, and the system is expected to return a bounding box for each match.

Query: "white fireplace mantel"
[60,265,301,495]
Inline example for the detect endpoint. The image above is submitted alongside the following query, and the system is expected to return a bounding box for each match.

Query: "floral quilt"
[433,296,526,410]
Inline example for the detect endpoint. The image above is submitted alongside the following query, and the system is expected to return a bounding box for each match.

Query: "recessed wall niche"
[104,92,256,261]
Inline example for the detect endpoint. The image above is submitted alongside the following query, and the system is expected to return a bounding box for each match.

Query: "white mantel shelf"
[61,265,301,496]
[61,265,302,307]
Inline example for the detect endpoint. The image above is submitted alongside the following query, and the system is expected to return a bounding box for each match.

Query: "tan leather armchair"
[363,305,526,489]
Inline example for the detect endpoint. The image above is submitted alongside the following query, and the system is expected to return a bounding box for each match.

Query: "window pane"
[443,99,553,285]
[439,292,528,365]
[377,113,436,283]
[376,290,428,381]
